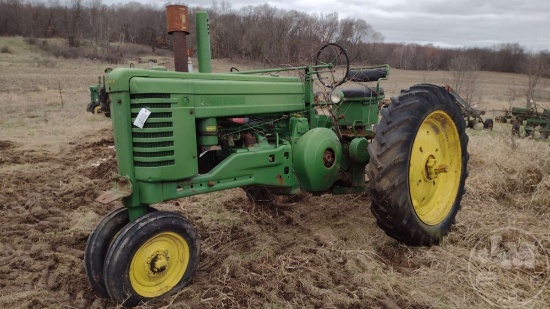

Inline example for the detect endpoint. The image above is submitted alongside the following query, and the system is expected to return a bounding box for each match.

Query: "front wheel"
[92,104,102,114]
[367,84,469,246]
[85,207,130,298]
[85,206,157,298]
[103,211,200,307]
[483,118,494,130]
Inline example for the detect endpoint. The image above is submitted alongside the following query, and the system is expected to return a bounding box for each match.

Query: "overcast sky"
[124,0,550,51]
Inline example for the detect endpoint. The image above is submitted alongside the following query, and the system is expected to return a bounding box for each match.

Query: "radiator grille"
[133,132,173,139]
[130,93,170,99]
[142,122,173,129]
[134,150,175,158]
[132,103,172,109]
[133,141,174,148]
[130,94,176,167]
[135,160,176,167]
[131,112,172,119]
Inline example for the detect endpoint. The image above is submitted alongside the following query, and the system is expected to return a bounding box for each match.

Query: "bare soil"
[1,38,549,308]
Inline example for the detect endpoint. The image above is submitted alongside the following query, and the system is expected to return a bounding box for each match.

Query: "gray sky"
[130,0,550,51]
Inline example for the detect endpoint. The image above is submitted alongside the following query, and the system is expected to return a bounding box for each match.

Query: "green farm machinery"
[86,79,103,115]
[511,106,550,138]
[498,104,550,138]
[85,5,469,306]
[443,85,493,130]
[87,69,112,116]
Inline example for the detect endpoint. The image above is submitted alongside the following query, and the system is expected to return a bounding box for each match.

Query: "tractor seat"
[346,67,388,82]
[340,86,384,99]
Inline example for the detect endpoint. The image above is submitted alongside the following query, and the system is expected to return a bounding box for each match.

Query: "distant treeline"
[1,0,549,75]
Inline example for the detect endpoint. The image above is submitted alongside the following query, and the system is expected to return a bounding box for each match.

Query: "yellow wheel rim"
[130,232,190,298]
[409,111,462,225]
[93,105,101,114]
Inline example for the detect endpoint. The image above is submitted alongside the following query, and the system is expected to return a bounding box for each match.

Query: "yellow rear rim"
[130,232,190,298]
[409,110,462,225]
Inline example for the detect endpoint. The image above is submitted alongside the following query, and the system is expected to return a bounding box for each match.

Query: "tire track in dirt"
[0,132,436,309]
[0,133,117,308]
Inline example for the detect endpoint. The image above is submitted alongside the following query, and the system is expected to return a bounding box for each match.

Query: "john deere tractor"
[86,79,102,115]
[85,5,469,306]
[87,68,112,117]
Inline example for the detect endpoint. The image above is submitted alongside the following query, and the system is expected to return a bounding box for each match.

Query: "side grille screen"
[130,95,176,167]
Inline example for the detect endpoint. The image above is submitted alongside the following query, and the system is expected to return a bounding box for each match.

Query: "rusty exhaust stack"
[166,5,190,72]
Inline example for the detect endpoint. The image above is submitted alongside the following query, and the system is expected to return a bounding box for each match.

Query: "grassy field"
[1,37,549,308]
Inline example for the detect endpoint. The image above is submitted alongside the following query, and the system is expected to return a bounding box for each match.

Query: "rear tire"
[367,84,469,246]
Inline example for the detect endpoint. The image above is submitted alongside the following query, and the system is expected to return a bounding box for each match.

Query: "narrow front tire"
[103,211,200,307]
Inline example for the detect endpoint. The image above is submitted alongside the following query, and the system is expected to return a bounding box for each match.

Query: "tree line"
[1,0,549,77]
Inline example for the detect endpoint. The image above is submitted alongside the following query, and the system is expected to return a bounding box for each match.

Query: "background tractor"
[85,5,469,307]
[87,68,112,116]
[85,77,103,114]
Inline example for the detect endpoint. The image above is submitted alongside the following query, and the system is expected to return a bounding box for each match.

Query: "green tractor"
[87,69,112,116]
[85,6,469,307]
[86,79,102,115]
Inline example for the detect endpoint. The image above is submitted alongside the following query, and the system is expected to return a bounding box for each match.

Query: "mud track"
[2,128,548,308]
[0,131,412,308]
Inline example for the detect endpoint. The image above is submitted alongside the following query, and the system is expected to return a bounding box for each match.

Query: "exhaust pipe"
[166,5,190,72]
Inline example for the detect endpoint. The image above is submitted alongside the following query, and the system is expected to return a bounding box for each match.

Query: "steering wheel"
[315,43,349,88]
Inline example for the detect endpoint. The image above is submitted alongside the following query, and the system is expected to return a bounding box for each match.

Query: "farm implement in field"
[443,85,493,130]
[510,104,550,138]
[85,5,469,306]
[496,102,550,138]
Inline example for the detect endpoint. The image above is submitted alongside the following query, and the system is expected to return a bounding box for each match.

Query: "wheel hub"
[148,251,169,275]
[129,231,191,298]
[323,149,335,168]
[424,155,448,180]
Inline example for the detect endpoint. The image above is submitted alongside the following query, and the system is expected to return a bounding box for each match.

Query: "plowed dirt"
[1,42,549,308]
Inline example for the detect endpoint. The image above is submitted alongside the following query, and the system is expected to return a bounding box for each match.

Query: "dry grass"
[1,37,549,309]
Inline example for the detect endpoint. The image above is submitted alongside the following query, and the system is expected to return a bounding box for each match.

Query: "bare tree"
[448,53,481,104]
[337,18,382,63]
[522,52,550,107]
[392,44,417,70]
[66,0,84,47]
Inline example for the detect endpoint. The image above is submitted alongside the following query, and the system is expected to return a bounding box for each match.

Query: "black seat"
[340,86,384,99]
[346,67,388,82]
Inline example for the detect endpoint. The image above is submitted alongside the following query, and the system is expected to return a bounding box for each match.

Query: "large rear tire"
[367,84,469,246]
